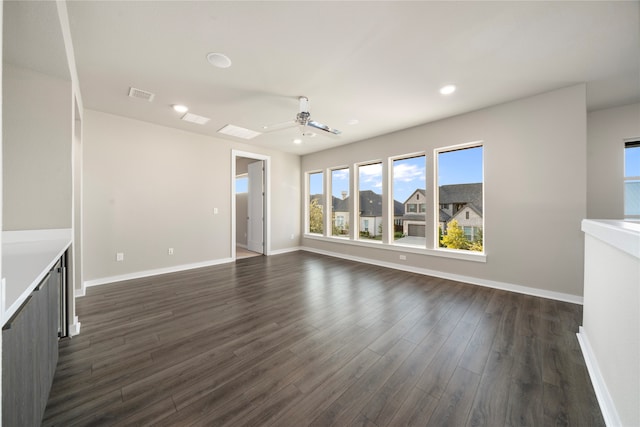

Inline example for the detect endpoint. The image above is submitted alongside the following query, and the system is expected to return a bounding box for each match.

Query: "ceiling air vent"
[181,112,211,125]
[128,87,155,102]
[218,124,261,139]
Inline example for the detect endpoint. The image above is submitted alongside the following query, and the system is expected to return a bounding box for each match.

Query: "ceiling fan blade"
[308,120,342,135]
[262,119,296,132]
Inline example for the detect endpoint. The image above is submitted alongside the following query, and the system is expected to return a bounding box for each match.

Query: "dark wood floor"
[43,251,604,426]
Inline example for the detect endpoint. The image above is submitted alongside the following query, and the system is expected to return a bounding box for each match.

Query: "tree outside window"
[308,172,324,234]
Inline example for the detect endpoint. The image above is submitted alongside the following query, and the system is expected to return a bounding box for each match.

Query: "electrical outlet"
[116,252,124,262]
[213,208,219,215]
[290,234,295,240]
[399,254,407,260]
[168,248,174,255]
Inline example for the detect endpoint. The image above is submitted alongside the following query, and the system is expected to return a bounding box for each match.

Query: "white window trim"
[304,233,486,263]
[355,160,384,242]
[624,139,640,219]
[306,170,324,236]
[389,152,427,247]
[329,166,351,238]
[434,141,485,254]
[303,142,486,261]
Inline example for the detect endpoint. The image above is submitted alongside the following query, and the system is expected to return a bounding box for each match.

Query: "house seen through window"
[331,168,349,237]
[392,155,426,246]
[358,162,383,240]
[437,145,484,252]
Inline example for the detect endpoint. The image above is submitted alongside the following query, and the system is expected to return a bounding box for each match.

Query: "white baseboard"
[269,246,302,256]
[236,243,248,249]
[68,317,81,337]
[301,246,583,305]
[83,257,234,289]
[75,284,86,297]
[577,327,621,427]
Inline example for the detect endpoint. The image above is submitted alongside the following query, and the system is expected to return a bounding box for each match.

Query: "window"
[437,145,483,252]
[331,168,350,237]
[308,171,324,234]
[303,143,485,260]
[392,155,426,245]
[358,162,383,240]
[235,175,248,193]
[463,226,473,241]
[625,141,640,218]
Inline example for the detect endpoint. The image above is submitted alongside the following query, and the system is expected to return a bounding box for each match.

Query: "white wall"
[83,110,300,283]
[2,64,72,230]
[587,103,640,219]
[302,85,587,299]
[580,223,640,427]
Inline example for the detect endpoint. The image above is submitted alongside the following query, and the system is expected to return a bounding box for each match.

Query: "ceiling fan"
[263,96,341,136]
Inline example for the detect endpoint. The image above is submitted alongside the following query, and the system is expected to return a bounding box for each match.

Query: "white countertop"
[581,219,640,259]
[2,229,72,326]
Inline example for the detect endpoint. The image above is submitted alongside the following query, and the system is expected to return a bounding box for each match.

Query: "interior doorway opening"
[232,151,270,260]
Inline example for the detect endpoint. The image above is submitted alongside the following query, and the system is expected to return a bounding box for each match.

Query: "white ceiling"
[59,1,640,155]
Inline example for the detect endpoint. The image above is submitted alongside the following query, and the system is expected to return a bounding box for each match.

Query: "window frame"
[306,170,325,235]
[624,140,640,219]
[355,160,384,242]
[329,166,351,238]
[389,152,427,247]
[434,141,485,254]
[303,143,485,263]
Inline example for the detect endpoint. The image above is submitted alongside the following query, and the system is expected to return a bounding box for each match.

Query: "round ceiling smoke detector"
[207,52,232,68]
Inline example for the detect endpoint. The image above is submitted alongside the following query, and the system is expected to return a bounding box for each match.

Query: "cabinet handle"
[2,296,33,330]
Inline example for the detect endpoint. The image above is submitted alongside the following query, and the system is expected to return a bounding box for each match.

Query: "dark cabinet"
[2,257,62,426]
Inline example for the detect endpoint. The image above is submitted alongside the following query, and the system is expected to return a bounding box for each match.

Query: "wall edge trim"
[577,327,621,427]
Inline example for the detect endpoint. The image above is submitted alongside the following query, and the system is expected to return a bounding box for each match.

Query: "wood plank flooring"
[43,251,604,426]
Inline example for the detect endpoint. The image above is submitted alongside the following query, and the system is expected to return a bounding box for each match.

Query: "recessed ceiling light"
[172,104,188,113]
[347,119,359,125]
[439,85,456,95]
[293,139,302,144]
[207,52,232,68]
[302,132,317,138]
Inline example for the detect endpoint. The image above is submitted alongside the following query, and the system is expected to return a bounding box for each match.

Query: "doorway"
[232,150,270,260]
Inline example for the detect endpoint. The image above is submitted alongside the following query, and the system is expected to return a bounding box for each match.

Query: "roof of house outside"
[439,209,451,222]
[402,189,426,205]
[314,191,403,217]
[313,183,482,219]
[439,183,483,213]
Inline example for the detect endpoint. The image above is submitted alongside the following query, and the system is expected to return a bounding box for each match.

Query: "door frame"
[231,150,271,260]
